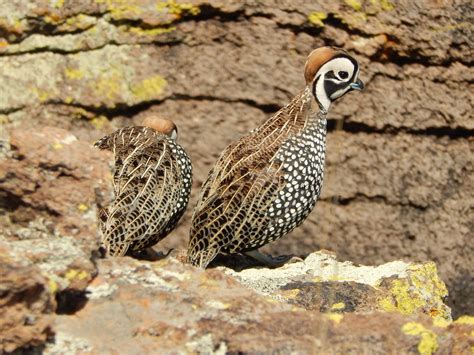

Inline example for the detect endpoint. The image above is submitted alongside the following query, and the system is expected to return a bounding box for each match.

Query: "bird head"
[142,117,178,140]
[304,47,364,113]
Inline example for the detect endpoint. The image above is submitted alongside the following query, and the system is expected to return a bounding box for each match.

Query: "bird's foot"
[244,250,303,268]
[131,247,172,261]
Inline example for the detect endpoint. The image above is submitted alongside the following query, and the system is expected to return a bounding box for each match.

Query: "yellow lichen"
[370,0,394,11]
[13,19,25,33]
[131,75,167,101]
[64,68,84,80]
[432,317,451,328]
[378,278,424,314]
[94,0,142,20]
[94,69,124,102]
[402,322,438,355]
[156,0,200,18]
[51,142,63,150]
[57,14,97,32]
[378,262,450,320]
[31,88,50,103]
[65,269,89,281]
[330,302,346,311]
[48,278,58,294]
[54,0,65,8]
[345,0,362,11]
[43,13,63,25]
[0,115,9,125]
[325,313,344,324]
[90,115,108,129]
[307,12,327,27]
[77,203,89,212]
[281,289,300,299]
[454,316,474,325]
[127,25,176,36]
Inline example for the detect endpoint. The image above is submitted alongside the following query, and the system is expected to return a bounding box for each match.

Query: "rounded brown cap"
[141,117,177,136]
[304,47,344,84]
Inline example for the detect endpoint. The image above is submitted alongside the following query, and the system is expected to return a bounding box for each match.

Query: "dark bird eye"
[338,71,349,79]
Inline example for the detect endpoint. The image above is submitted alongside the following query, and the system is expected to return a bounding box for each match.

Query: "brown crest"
[304,47,341,84]
[142,117,176,136]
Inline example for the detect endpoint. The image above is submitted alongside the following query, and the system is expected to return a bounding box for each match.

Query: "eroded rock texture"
[0,0,472,343]
[47,255,474,354]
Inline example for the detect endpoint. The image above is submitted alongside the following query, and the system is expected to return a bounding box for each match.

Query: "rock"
[45,254,473,354]
[0,249,55,353]
[0,0,472,319]
[224,251,451,321]
[0,125,112,296]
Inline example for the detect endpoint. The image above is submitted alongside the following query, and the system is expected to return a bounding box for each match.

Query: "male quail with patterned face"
[187,47,363,268]
[95,117,192,257]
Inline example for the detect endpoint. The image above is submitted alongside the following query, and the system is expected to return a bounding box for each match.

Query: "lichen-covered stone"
[0,250,55,353]
[224,252,451,321]
[45,255,474,354]
[0,125,112,296]
[0,0,472,321]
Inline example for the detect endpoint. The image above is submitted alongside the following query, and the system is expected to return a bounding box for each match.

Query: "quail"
[187,47,364,268]
[95,117,192,257]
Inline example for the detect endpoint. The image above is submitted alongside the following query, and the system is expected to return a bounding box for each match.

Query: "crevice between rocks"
[2,5,470,68]
[322,193,428,211]
[327,119,474,140]
[55,289,89,315]
[50,96,472,140]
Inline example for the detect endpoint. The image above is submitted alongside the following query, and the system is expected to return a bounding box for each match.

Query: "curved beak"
[350,78,364,91]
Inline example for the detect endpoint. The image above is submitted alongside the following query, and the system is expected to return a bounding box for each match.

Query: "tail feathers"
[186,248,219,269]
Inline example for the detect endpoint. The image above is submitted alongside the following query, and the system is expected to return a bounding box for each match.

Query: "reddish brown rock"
[0,125,112,297]
[47,256,474,354]
[0,250,55,353]
[0,0,472,318]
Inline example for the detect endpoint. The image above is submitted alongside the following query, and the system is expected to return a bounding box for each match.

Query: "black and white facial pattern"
[312,56,360,111]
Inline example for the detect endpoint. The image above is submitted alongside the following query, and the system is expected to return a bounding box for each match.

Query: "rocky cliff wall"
[0,0,473,319]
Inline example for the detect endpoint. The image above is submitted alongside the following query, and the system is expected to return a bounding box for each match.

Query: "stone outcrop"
[0,250,55,353]
[44,254,474,354]
[1,0,471,317]
[225,252,451,320]
[0,1,473,352]
[0,125,112,301]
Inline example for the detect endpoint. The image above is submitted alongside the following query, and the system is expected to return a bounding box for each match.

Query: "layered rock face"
[0,1,473,352]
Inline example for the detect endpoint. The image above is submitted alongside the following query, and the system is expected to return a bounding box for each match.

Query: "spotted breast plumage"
[187,47,364,268]
[95,117,192,257]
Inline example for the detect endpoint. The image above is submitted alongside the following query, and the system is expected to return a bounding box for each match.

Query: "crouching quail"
[187,47,364,268]
[95,117,192,257]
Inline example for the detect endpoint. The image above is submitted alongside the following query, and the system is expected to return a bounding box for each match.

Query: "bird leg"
[244,250,303,268]
[131,247,171,261]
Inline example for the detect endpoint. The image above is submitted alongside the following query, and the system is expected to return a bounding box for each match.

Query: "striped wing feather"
[96,127,182,256]
[188,92,311,267]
